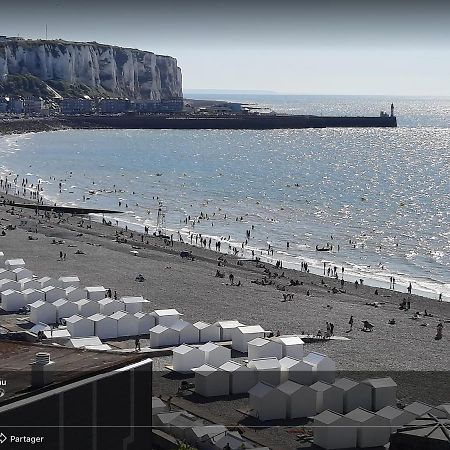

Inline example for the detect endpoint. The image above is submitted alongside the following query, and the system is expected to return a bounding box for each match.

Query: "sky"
[1,0,450,95]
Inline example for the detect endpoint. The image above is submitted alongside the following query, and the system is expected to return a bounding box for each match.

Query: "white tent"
[333,378,373,413]
[98,298,123,315]
[89,313,117,339]
[170,320,200,344]
[219,361,258,394]
[58,276,80,288]
[247,338,283,360]
[204,431,249,450]
[12,267,33,281]
[214,320,245,341]
[363,377,397,411]
[303,352,336,383]
[84,286,106,301]
[248,382,287,421]
[110,310,139,337]
[67,336,103,348]
[231,325,265,353]
[375,405,416,432]
[194,321,221,343]
[345,407,391,448]
[53,298,78,321]
[279,356,303,383]
[1,289,26,311]
[75,299,100,317]
[5,258,25,269]
[277,380,317,418]
[134,312,156,335]
[152,309,182,326]
[0,269,14,280]
[120,296,149,313]
[19,278,41,291]
[247,357,281,386]
[172,344,205,372]
[193,364,229,397]
[0,279,21,292]
[272,335,304,359]
[36,276,58,289]
[310,381,344,414]
[29,300,57,324]
[149,324,179,348]
[23,288,45,304]
[64,286,85,302]
[313,410,357,450]
[199,342,231,367]
[65,315,95,337]
[41,286,66,303]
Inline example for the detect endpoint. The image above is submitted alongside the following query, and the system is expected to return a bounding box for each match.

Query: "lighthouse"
[390,103,395,117]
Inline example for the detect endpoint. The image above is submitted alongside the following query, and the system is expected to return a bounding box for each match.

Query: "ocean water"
[1,95,450,300]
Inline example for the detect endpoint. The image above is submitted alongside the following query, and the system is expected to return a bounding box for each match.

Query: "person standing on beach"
[135,337,141,351]
[349,315,354,330]
[408,282,412,294]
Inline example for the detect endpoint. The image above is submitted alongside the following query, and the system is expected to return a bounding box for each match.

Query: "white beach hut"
[53,298,78,322]
[333,378,373,413]
[110,310,139,337]
[205,431,249,450]
[23,288,45,304]
[172,344,205,372]
[85,286,106,301]
[310,381,344,414]
[12,267,33,281]
[193,364,229,397]
[65,314,94,337]
[58,276,80,288]
[152,309,182,326]
[170,320,200,344]
[29,300,57,324]
[0,269,14,280]
[5,258,26,269]
[303,352,336,383]
[1,289,26,311]
[134,312,156,335]
[272,335,304,359]
[345,407,391,448]
[185,425,227,448]
[219,361,258,394]
[0,252,4,265]
[199,342,231,367]
[149,324,179,348]
[89,313,117,339]
[64,286,85,302]
[36,276,58,289]
[375,405,416,432]
[41,286,65,303]
[154,411,203,441]
[214,320,245,341]
[0,279,21,292]
[67,336,103,349]
[313,410,357,450]
[248,382,287,421]
[248,338,283,360]
[75,299,100,317]
[286,358,316,385]
[403,401,445,419]
[278,381,317,418]
[232,325,266,353]
[98,298,123,315]
[363,377,397,411]
[247,357,281,386]
[19,278,41,291]
[120,296,149,313]
[279,356,303,383]
[194,321,221,343]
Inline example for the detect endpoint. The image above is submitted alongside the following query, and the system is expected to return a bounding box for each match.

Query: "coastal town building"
[98,98,130,114]
[23,96,44,114]
[60,98,95,114]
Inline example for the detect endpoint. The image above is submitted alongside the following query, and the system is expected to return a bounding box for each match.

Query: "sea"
[1,95,449,301]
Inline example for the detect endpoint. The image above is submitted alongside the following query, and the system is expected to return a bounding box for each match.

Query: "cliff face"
[0,39,182,100]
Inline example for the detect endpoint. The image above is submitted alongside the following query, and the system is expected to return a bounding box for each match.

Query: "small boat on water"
[316,244,333,252]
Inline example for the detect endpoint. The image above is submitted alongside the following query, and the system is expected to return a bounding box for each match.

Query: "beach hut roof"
[150,324,168,334]
[310,381,334,392]
[404,401,435,416]
[120,296,147,304]
[237,325,265,334]
[42,285,61,293]
[364,377,397,388]
[314,410,345,425]
[65,314,86,324]
[333,377,358,391]
[43,329,71,339]
[273,335,304,345]
[219,361,242,372]
[85,344,111,351]
[392,416,450,445]
[88,313,107,322]
[170,320,193,332]
[173,344,197,355]
[37,276,52,282]
[376,405,405,420]
[5,258,25,266]
[154,308,181,317]
[29,300,47,308]
[109,310,128,320]
[277,380,303,396]
[215,320,243,328]
[248,381,274,398]
[53,299,68,307]
[69,337,102,348]
[29,322,51,333]
[346,407,376,423]
[248,357,280,370]
[279,356,302,369]
[193,321,210,330]
[12,267,30,274]
[192,364,219,375]
[75,299,90,306]
[248,337,270,347]
[303,351,329,365]
[1,288,17,296]
[22,288,40,295]
[98,298,115,306]
[59,276,80,284]
[85,286,106,292]
[198,342,221,352]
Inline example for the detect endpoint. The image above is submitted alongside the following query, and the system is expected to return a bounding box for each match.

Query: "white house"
[170,320,200,344]
[248,382,287,421]
[98,298,123,315]
[214,320,245,341]
[29,300,57,324]
[303,352,336,383]
[110,310,139,337]
[310,381,344,414]
[313,410,357,450]
[152,309,182,326]
[36,276,58,289]
[23,288,45,304]
[4,258,26,269]
[193,364,229,397]
[363,377,397,411]
[172,344,205,372]
[194,321,221,343]
[149,324,179,348]
[84,286,106,301]
[277,381,317,418]
[375,405,416,432]
[58,276,80,288]
[134,312,156,335]
[333,378,373,413]
[345,407,391,448]
[19,278,41,291]
[64,286,85,302]
[272,335,304,359]
[0,279,21,292]
[41,286,66,303]
[231,325,266,353]
[53,299,78,322]
[199,342,231,367]
[89,313,117,339]
[65,315,94,337]
[12,267,33,281]
[247,357,281,386]
[1,289,26,311]
[120,296,149,313]
[75,299,100,317]
[248,338,283,360]
[219,361,258,395]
